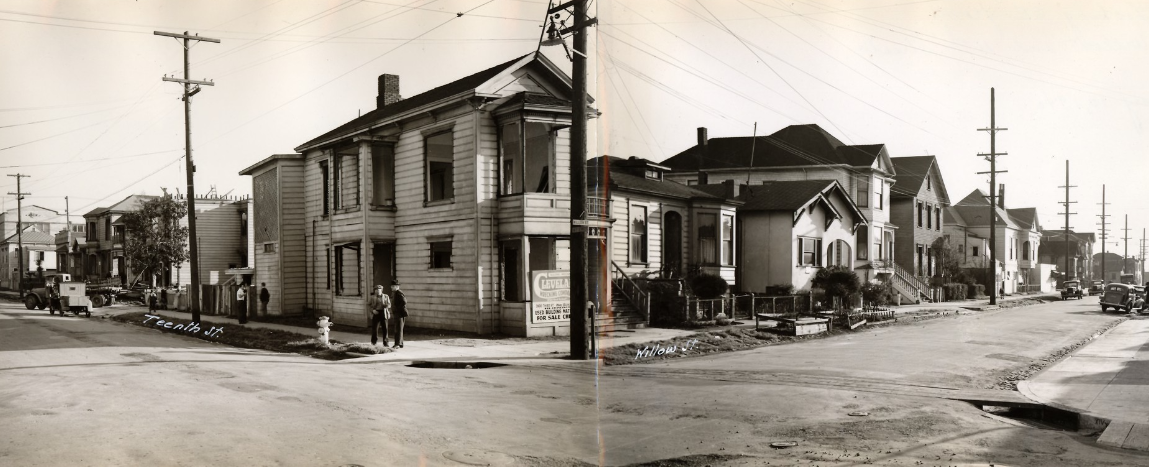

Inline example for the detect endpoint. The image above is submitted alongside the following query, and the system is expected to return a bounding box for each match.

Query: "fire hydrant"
[317,316,332,346]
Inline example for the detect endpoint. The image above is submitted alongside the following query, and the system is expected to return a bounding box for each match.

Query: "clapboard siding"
[279,162,306,314]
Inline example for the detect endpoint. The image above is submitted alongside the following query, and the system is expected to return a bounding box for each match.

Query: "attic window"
[927,176,932,190]
[644,169,661,181]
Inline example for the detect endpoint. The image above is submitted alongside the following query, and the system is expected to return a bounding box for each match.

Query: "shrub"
[812,266,861,310]
[943,283,967,302]
[968,283,986,299]
[647,280,687,327]
[690,273,728,299]
[862,281,897,306]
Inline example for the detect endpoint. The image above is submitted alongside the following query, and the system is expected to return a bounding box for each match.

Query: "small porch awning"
[226,268,256,276]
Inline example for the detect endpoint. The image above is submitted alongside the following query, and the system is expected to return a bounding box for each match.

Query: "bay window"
[500,121,555,195]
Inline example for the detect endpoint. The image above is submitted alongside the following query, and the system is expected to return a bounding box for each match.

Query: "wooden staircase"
[594,287,648,333]
[889,261,931,304]
[597,261,651,333]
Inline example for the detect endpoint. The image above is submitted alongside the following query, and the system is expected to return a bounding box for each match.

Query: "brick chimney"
[998,183,1005,209]
[377,74,401,109]
[697,127,709,185]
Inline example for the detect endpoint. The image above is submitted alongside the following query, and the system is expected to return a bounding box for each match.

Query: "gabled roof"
[891,156,951,204]
[944,206,967,227]
[1007,208,1040,231]
[588,156,728,201]
[736,180,838,211]
[660,124,894,175]
[1042,229,1095,243]
[296,52,580,152]
[2,228,55,245]
[950,204,1019,230]
[83,194,159,219]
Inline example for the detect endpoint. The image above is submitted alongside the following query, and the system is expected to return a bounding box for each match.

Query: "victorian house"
[660,124,899,287]
[888,155,951,301]
[242,52,620,337]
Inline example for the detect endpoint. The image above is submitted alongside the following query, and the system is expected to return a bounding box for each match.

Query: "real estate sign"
[531,270,570,323]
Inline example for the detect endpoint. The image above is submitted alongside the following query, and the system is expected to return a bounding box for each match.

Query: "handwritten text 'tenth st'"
[143,314,223,338]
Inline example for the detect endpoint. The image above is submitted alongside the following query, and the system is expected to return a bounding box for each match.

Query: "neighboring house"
[1006,206,1045,291]
[590,156,741,283]
[1038,229,1095,284]
[243,52,599,337]
[80,193,250,290]
[944,207,991,270]
[54,228,86,278]
[729,179,867,292]
[0,227,57,289]
[890,156,951,279]
[660,124,899,284]
[0,205,68,240]
[949,188,1042,294]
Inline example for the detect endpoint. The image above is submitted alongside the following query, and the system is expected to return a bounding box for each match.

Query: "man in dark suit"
[391,279,407,349]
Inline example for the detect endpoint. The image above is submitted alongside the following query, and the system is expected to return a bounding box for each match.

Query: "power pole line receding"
[1097,185,1110,284]
[155,30,219,324]
[7,173,30,300]
[977,88,1007,305]
[1057,160,1076,283]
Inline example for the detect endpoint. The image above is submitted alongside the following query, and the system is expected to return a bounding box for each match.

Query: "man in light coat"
[367,284,392,347]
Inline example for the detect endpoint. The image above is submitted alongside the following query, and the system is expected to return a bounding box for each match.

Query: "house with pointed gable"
[242,52,612,336]
[949,188,1045,294]
[661,124,899,285]
[732,179,867,292]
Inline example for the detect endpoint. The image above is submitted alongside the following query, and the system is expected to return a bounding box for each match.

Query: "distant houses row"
[3,52,1100,336]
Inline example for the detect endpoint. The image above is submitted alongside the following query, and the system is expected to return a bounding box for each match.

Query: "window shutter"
[816,239,823,266]
[797,238,803,265]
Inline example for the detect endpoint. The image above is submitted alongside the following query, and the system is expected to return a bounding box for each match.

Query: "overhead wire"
[198,0,500,150]
[598,32,665,160]
[687,0,856,144]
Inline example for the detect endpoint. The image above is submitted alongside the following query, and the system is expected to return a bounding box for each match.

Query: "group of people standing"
[368,279,407,348]
[234,283,270,325]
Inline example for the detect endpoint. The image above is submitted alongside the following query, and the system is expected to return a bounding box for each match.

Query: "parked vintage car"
[1089,281,1105,296]
[1100,283,1138,312]
[1061,280,1084,300]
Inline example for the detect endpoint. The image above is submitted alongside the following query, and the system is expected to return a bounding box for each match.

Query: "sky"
[2,0,1148,256]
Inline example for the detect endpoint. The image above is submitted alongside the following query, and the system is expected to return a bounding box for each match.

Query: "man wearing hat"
[367,284,392,347]
[391,279,408,348]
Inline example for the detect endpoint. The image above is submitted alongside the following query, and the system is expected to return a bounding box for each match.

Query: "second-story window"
[935,207,941,231]
[917,202,923,227]
[499,121,554,195]
[319,160,330,216]
[629,205,647,263]
[372,144,395,207]
[926,204,933,229]
[88,222,96,238]
[721,214,735,266]
[855,175,869,208]
[113,225,124,243]
[875,180,884,210]
[104,218,111,240]
[333,146,360,210]
[425,132,454,202]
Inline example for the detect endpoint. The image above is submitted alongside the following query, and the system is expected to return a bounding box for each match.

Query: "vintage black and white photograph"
[3,1,1149,465]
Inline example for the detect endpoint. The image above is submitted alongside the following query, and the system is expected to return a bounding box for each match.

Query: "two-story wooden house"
[242,52,604,336]
[949,188,1043,295]
[661,124,898,285]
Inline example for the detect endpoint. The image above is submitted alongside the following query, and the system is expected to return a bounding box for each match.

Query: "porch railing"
[890,261,930,302]
[610,261,650,322]
[588,197,611,219]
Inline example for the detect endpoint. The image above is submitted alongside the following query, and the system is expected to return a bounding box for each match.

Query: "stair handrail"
[610,261,651,322]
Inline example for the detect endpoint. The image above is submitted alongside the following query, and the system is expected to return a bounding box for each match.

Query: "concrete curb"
[1016,380,1112,433]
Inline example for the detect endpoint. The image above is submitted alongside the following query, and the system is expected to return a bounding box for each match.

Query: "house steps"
[888,261,931,304]
[595,287,647,333]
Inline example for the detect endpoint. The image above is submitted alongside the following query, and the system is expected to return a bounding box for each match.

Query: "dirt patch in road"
[601,309,966,366]
[989,316,1129,390]
[109,311,393,360]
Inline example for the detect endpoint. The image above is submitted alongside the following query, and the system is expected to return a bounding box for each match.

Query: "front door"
[372,243,394,290]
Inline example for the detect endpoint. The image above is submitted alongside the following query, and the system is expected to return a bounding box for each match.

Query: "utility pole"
[977,88,1007,305]
[541,0,596,360]
[1122,214,1131,277]
[7,174,29,299]
[155,30,218,323]
[1057,160,1076,283]
[1097,185,1110,284]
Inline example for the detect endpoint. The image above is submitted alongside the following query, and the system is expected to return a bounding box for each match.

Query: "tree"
[812,266,861,310]
[931,236,965,284]
[121,196,189,288]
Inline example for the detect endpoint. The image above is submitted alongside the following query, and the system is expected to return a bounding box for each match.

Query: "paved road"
[4,297,1149,466]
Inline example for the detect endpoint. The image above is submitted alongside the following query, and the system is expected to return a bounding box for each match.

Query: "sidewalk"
[1019,317,1149,451]
[100,304,696,364]
[889,291,1058,314]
